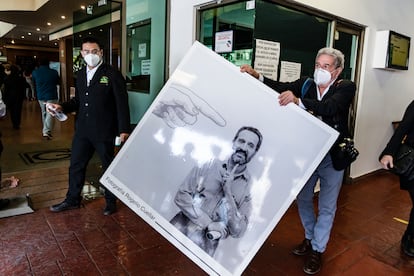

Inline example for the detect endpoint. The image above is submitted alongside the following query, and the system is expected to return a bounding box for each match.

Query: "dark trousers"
[8,101,23,129]
[408,187,414,235]
[66,135,115,205]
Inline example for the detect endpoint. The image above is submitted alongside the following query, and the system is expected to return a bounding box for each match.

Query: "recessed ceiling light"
[36,28,40,31]
[81,5,86,10]
[28,32,32,36]
[61,15,66,19]
[11,39,15,44]
[47,22,52,26]
[21,35,25,39]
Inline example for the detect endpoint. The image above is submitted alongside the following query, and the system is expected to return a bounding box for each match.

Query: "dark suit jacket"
[62,63,130,142]
[263,76,356,159]
[380,100,414,189]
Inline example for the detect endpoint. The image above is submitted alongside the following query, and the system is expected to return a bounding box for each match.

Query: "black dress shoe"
[103,203,116,215]
[292,239,312,256]
[50,201,80,212]
[303,250,322,275]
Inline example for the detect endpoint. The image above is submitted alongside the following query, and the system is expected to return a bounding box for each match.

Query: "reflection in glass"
[126,19,151,93]
[199,1,255,66]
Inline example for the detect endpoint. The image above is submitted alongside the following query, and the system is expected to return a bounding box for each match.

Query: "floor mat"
[2,140,72,173]
[0,195,34,218]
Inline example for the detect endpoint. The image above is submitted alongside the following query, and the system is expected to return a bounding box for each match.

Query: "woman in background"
[2,63,26,129]
[380,100,414,257]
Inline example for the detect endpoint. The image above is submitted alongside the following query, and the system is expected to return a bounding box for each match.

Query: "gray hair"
[316,47,345,69]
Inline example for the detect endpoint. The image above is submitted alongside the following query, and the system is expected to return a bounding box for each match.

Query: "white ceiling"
[0,0,96,47]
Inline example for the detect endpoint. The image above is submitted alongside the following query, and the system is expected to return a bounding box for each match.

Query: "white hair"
[316,47,345,69]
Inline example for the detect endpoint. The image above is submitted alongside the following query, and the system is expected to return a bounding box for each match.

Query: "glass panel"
[199,1,330,77]
[199,1,255,66]
[255,0,330,77]
[333,30,358,81]
[126,19,151,93]
[72,0,122,78]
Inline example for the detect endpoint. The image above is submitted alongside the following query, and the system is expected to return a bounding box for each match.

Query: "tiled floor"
[1,101,414,275]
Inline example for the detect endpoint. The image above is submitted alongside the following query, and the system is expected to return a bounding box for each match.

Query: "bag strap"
[301,77,313,98]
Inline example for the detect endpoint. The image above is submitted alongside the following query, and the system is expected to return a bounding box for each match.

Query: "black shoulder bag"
[301,78,359,170]
[391,143,414,180]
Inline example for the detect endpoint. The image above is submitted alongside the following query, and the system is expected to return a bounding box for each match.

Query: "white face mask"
[84,53,101,67]
[313,68,332,86]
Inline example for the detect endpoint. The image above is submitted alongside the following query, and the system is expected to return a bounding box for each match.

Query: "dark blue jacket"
[32,65,59,101]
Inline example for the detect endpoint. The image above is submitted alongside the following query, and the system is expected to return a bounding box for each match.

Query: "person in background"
[0,108,10,210]
[0,120,8,209]
[241,47,356,274]
[31,58,60,139]
[2,63,26,130]
[23,67,36,101]
[48,36,130,216]
[0,63,8,209]
[0,88,19,209]
[379,100,414,257]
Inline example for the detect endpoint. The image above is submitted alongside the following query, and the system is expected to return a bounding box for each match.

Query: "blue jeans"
[296,153,344,253]
[38,99,58,135]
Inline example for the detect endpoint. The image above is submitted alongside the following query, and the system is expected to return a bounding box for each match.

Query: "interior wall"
[169,0,414,179]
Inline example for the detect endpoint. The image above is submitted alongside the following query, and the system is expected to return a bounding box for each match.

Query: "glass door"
[333,23,364,181]
[333,24,363,138]
[198,1,256,66]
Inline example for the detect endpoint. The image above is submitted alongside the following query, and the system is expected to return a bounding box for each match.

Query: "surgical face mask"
[83,53,101,67]
[313,68,332,86]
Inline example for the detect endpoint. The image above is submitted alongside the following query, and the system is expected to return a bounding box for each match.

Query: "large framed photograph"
[101,41,338,275]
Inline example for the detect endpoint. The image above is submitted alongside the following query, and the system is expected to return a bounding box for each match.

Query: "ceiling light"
[28,32,32,36]
[21,35,25,39]
[36,28,40,31]
[47,22,52,26]
[61,15,66,19]
[81,5,86,10]
[11,39,15,44]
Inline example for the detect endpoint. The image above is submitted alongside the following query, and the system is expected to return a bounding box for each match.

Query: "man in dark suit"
[241,47,356,275]
[49,36,130,215]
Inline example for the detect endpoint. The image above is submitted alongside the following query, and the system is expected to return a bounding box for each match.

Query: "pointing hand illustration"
[152,83,226,128]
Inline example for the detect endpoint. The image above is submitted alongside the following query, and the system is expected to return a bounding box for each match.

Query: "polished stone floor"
[1,101,414,275]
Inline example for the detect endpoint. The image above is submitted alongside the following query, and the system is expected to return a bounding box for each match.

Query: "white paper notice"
[253,39,280,80]
[279,61,302,82]
[215,30,233,53]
